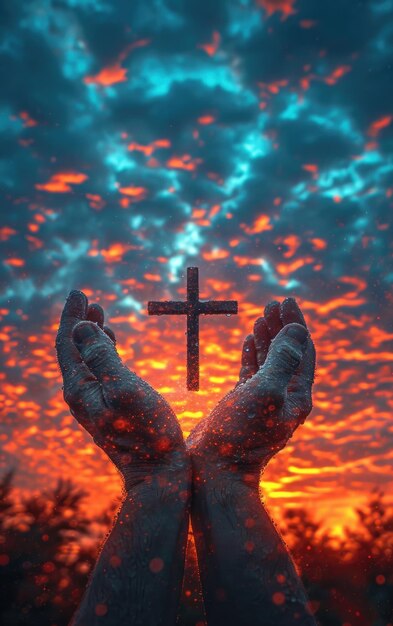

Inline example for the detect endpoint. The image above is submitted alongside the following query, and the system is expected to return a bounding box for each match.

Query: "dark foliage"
[0,473,392,625]
[281,490,393,626]
[0,471,97,626]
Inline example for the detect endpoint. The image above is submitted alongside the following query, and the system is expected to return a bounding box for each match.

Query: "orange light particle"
[95,604,108,616]
[149,557,164,573]
[43,561,55,573]
[155,436,171,452]
[272,592,286,605]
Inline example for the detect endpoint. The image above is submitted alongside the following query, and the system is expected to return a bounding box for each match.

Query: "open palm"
[56,291,186,491]
[187,298,316,479]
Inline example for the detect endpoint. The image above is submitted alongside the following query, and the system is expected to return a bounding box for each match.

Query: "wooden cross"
[148,267,238,390]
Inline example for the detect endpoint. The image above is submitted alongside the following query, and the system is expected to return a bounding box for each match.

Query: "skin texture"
[56,291,190,626]
[56,291,316,626]
[187,298,317,626]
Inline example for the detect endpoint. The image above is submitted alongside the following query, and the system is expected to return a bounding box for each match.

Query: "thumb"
[72,321,124,385]
[257,323,309,399]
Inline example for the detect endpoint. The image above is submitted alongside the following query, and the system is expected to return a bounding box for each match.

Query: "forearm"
[70,470,190,626]
[191,468,316,626]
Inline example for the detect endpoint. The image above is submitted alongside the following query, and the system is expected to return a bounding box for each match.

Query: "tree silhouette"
[282,491,393,626]
[348,490,393,625]
[0,473,98,626]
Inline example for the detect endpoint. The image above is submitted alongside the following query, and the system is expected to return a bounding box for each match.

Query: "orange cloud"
[324,65,351,86]
[166,155,201,171]
[118,185,147,200]
[257,0,296,18]
[0,227,17,241]
[35,172,88,193]
[241,215,273,235]
[368,115,393,138]
[84,63,128,87]
[4,258,25,267]
[198,31,220,56]
[202,249,230,261]
[198,115,215,125]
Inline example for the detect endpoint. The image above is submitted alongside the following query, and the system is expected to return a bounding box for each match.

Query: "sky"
[1,0,393,536]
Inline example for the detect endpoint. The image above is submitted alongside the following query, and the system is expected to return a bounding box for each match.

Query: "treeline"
[0,471,392,625]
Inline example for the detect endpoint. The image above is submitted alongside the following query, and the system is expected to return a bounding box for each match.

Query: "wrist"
[122,448,192,496]
[190,449,261,493]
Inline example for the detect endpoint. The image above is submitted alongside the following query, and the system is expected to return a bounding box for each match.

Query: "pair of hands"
[56,291,315,492]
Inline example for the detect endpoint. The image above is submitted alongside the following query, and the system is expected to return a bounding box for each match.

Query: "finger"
[253,317,270,368]
[87,303,105,328]
[55,291,104,427]
[286,337,316,424]
[238,334,257,384]
[72,321,131,404]
[258,323,309,401]
[104,326,116,344]
[280,297,306,328]
[56,290,89,378]
[264,300,283,338]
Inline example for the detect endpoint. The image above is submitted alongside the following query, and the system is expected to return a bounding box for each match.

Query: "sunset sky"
[1,0,393,537]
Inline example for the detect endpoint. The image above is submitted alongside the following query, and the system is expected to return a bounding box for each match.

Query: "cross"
[148,267,238,390]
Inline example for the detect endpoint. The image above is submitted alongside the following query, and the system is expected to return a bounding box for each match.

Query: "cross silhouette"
[148,267,238,390]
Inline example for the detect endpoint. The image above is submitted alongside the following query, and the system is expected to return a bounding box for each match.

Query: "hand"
[187,298,315,485]
[56,290,188,491]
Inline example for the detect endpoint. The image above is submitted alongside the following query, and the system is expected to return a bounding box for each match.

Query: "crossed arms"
[56,291,317,626]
